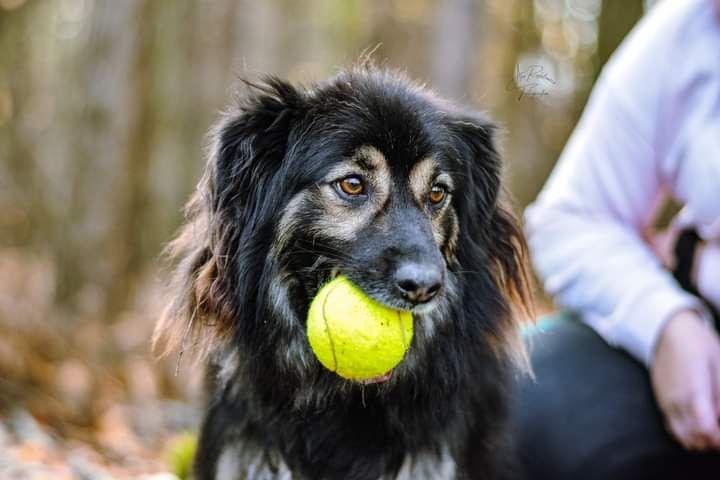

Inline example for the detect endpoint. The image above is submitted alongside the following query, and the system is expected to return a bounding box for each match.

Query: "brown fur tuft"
[485,197,535,374]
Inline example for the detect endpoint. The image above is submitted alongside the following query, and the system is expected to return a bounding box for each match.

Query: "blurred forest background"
[0,0,646,477]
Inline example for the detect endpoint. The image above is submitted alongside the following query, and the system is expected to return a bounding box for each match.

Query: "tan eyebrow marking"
[408,157,436,205]
[322,145,390,181]
[408,156,457,251]
[354,145,388,170]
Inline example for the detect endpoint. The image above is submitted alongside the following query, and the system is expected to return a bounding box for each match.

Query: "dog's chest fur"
[215,442,457,480]
[198,345,481,480]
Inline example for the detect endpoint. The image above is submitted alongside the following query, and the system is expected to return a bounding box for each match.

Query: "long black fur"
[157,66,531,480]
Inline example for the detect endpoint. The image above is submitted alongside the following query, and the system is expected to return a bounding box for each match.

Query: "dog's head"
[156,67,531,396]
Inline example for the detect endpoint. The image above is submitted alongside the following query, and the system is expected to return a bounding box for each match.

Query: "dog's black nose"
[394,262,442,304]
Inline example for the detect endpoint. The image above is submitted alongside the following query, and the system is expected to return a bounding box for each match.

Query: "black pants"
[510,313,720,480]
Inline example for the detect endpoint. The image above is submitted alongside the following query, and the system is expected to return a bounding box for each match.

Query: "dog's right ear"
[210,77,305,215]
[154,77,305,360]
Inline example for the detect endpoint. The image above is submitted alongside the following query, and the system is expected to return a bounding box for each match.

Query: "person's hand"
[651,309,720,450]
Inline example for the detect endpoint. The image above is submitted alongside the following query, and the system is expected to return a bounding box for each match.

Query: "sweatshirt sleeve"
[699,244,720,310]
[524,1,710,366]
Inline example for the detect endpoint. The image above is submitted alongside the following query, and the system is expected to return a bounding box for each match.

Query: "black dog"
[156,66,531,480]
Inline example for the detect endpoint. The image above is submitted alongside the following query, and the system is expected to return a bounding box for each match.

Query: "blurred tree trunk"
[366,1,431,80]
[104,0,157,314]
[596,0,644,76]
[0,3,45,250]
[497,0,542,208]
[55,0,153,313]
[431,0,480,99]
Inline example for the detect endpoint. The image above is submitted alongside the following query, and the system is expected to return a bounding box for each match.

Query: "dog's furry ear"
[154,77,305,360]
[448,113,502,220]
[449,113,534,370]
[212,78,304,214]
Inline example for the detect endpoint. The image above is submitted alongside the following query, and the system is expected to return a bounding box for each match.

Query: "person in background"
[514,0,720,478]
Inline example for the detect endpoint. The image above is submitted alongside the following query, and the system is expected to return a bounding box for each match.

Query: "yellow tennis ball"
[307,275,413,382]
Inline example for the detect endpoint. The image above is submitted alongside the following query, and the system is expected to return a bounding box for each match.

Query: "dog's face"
[157,68,529,394]
[279,143,456,315]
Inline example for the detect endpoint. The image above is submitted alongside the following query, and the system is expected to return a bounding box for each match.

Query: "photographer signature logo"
[506,64,556,100]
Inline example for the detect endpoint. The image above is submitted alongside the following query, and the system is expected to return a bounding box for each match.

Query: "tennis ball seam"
[397,310,408,350]
[321,280,340,373]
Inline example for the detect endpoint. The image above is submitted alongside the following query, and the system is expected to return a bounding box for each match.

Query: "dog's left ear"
[448,112,502,223]
[449,112,533,365]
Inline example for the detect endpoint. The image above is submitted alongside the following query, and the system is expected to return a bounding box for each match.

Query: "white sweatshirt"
[524,0,720,366]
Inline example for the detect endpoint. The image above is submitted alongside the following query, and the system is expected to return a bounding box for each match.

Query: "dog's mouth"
[327,268,439,314]
[358,370,393,385]
[320,271,402,386]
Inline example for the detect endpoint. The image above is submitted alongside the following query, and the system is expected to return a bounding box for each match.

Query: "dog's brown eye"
[338,176,365,196]
[429,185,447,205]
